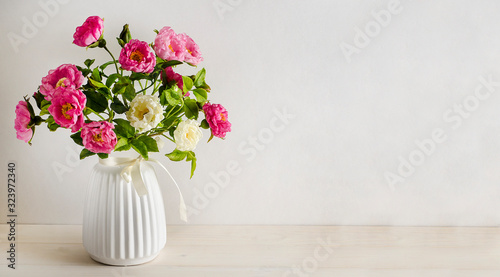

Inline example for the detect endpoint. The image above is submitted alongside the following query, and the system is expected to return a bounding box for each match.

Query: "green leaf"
[112,77,135,101]
[138,136,159,152]
[182,76,193,92]
[84,59,95,68]
[186,151,197,178]
[130,139,148,159]
[183,99,199,120]
[118,24,132,45]
[110,96,128,114]
[161,60,183,69]
[113,118,136,138]
[159,86,167,105]
[78,67,91,77]
[86,40,100,49]
[105,73,121,87]
[70,132,83,146]
[25,98,36,119]
[33,92,45,109]
[166,149,187,161]
[189,158,197,178]
[80,149,96,160]
[194,68,206,87]
[46,116,60,131]
[97,153,109,159]
[199,82,211,92]
[114,137,131,152]
[33,116,43,126]
[116,38,125,48]
[39,100,51,116]
[149,70,160,81]
[112,83,127,97]
[200,119,210,129]
[130,72,149,81]
[89,78,108,89]
[207,132,215,143]
[160,116,180,131]
[83,90,108,113]
[100,61,117,71]
[98,87,112,100]
[192,88,207,103]
[164,87,181,106]
[123,84,136,101]
[112,77,131,94]
[92,67,101,82]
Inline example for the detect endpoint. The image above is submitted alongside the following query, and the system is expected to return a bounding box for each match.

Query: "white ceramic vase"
[82,161,167,266]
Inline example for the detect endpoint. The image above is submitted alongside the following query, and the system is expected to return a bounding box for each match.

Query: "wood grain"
[1,225,500,276]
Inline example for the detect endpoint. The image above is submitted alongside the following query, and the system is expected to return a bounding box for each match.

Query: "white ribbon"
[99,156,187,222]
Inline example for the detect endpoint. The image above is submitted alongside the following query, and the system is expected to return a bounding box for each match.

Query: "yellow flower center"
[93,133,103,142]
[168,44,174,52]
[220,113,226,121]
[186,47,193,55]
[135,109,149,120]
[61,103,73,119]
[55,78,67,88]
[130,50,144,62]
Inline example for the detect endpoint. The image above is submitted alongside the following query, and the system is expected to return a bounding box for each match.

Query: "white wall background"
[2,0,500,226]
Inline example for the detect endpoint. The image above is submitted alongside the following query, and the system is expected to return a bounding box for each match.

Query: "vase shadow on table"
[35,243,158,268]
[31,225,192,267]
[40,244,164,267]
[34,244,97,266]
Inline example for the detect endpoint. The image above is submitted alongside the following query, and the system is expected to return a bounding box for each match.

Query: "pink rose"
[203,103,231,138]
[118,39,156,73]
[180,33,203,65]
[40,64,84,101]
[81,121,117,154]
[14,101,33,143]
[48,87,86,132]
[162,67,189,96]
[73,16,104,47]
[154,27,186,61]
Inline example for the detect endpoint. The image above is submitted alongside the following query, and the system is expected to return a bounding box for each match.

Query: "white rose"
[126,95,164,132]
[174,119,203,151]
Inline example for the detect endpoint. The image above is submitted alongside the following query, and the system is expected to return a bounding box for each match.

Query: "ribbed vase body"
[82,162,166,266]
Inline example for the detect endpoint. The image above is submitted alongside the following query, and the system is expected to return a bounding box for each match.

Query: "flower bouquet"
[14,16,231,178]
[14,16,232,265]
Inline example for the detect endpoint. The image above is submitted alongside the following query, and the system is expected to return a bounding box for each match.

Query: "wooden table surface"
[1,225,500,276]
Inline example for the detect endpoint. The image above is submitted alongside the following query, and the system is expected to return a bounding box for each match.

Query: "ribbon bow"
[99,156,187,222]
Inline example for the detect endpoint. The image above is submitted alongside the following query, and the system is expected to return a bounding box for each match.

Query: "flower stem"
[84,113,91,121]
[136,82,155,94]
[108,109,114,123]
[86,108,106,121]
[161,133,175,143]
[164,105,178,119]
[152,81,160,95]
[103,45,120,75]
